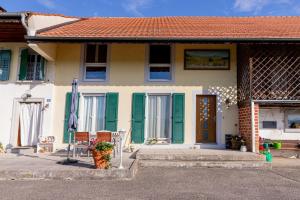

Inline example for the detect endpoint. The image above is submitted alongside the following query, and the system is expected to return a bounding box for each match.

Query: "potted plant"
[240,139,247,152]
[273,140,282,150]
[231,135,242,150]
[90,141,114,169]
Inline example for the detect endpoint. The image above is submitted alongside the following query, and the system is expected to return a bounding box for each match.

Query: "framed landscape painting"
[184,49,230,70]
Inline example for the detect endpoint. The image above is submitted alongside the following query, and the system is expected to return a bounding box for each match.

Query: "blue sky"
[1,0,300,17]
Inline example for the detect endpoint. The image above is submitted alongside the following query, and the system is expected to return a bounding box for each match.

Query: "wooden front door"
[196,95,216,143]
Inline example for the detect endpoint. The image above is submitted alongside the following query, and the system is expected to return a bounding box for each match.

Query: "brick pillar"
[238,103,260,152]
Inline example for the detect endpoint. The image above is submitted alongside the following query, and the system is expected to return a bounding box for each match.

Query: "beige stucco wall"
[52,43,238,148]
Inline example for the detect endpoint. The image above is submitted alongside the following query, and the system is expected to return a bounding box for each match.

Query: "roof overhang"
[0,13,27,42]
[25,36,300,43]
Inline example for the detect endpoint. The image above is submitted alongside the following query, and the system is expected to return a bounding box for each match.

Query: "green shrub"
[95,142,114,152]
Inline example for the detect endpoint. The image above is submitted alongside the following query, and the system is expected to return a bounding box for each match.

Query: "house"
[0,10,300,152]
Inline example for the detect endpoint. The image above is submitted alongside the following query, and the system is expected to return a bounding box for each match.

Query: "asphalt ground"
[0,165,299,200]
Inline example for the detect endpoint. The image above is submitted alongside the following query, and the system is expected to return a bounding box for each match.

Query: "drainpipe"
[21,13,35,36]
[251,100,256,153]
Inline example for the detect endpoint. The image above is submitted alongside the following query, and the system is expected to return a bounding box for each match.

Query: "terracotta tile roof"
[36,16,300,39]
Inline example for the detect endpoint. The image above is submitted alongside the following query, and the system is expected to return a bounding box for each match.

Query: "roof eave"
[25,36,300,43]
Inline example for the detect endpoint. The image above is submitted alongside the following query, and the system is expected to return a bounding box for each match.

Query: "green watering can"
[266,152,272,162]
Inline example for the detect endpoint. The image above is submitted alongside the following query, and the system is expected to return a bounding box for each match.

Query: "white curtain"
[19,103,42,146]
[83,96,93,132]
[83,96,105,133]
[147,95,170,139]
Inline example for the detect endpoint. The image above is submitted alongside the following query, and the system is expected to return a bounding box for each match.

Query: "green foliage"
[103,154,111,162]
[147,138,158,145]
[0,142,3,150]
[94,142,114,152]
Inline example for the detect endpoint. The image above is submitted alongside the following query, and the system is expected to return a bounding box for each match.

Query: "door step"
[136,149,270,169]
[139,160,271,169]
[10,147,36,155]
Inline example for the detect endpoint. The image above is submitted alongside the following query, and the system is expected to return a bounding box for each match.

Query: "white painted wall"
[259,108,300,140]
[0,43,55,148]
[27,14,78,36]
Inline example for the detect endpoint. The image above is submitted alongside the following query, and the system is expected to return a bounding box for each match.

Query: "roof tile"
[36,16,300,39]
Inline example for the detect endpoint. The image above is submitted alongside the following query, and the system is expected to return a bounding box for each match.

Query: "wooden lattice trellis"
[237,45,251,105]
[237,44,300,105]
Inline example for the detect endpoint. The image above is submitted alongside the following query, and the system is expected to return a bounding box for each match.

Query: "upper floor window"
[0,50,11,81]
[84,44,108,81]
[19,49,45,81]
[148,45,172,81]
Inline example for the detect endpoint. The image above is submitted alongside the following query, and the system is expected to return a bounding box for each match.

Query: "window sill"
[285,129,300,133]
[81,79,108,83]
[146,79,173,83]
[16,80,46,84]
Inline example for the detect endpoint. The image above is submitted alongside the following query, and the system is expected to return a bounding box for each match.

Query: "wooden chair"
[96,131,112,142]
[73,132,90,157]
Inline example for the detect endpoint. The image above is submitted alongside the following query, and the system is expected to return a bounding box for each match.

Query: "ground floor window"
[147,94,171,141]
[82,95,105,133]
[131,93,184,144]
[259,107,300,134]
[285,109,300,129]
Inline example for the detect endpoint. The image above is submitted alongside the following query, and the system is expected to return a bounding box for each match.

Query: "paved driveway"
[0,166,299,200]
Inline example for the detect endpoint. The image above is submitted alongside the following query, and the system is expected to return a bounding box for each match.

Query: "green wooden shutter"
[131,93,145,143]
[105,93,119,131]
[0,50,11,81]
[63,92,80,143]
[19,48,28,80]
[172,93,185,144]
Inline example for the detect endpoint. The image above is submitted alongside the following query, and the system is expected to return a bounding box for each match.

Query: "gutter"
[0,12,22,17]
[25,36,300,43]
[253,100,300,104]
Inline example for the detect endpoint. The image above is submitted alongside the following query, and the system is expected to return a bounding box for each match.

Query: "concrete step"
[10,147,36,155]
[271,149,300,158]
[139,160,271,169]
[136,149,265,161]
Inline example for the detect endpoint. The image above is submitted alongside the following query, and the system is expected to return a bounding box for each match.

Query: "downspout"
[21,13,35,36]
[251,100,255,153]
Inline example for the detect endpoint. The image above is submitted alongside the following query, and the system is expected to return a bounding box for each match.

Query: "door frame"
[195,95,217,143]
[10,98,45,147]
[192,90,222,146]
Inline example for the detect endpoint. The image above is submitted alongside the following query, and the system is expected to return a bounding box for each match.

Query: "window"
[0,50,11,81]
[285,110,300,129]
[184,49,230,70]
[82,95,106,133]
[147,94,171,142]
[79,93,119,133]
[148,45,172,81]
[19,49,45,81]
[262,121,277,129]
[84,44,108,81]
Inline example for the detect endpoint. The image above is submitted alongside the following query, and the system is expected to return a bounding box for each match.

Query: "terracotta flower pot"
[92,149,113,169]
